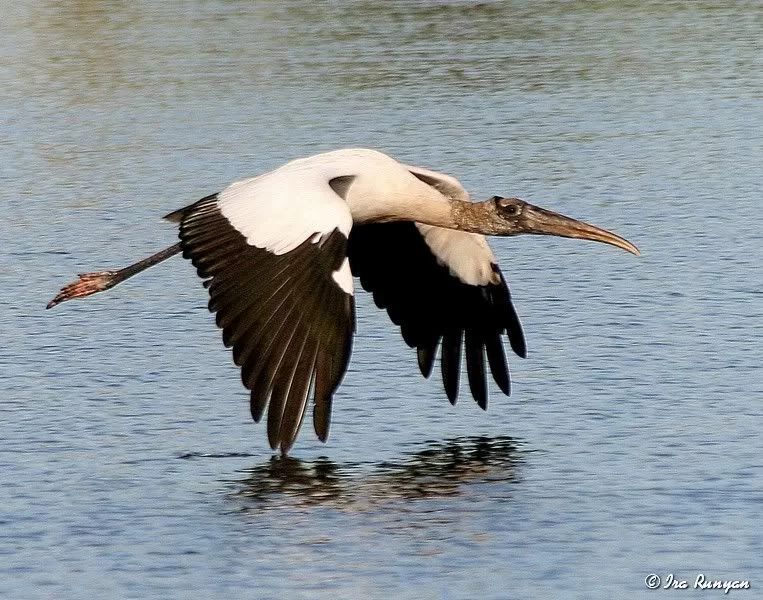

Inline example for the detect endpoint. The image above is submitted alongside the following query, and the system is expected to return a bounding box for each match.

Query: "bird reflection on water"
[227,436,523,512]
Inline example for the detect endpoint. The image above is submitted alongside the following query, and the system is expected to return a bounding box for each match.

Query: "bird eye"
[498,198,522,217]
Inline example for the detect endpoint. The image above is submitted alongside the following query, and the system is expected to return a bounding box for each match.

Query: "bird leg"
[47,242,183,309]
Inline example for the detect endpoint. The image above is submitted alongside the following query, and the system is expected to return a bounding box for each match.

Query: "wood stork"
[48,148,639,453]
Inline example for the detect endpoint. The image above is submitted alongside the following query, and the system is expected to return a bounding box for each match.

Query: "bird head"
[487,196,640,256]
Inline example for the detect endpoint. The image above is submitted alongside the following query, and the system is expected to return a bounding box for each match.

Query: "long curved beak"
[523,204,640,256]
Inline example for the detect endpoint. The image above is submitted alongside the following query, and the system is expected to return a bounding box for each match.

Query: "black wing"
[347,222,525,409]
[174,195,355,453]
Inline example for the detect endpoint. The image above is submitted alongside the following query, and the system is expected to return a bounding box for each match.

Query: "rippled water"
[2,1,761,598]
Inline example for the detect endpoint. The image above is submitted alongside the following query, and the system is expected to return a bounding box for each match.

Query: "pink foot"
[46,271,119,309]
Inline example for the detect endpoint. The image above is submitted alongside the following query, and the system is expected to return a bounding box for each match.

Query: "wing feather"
[348,221,525,409]
[279,335,319,452]
[266,326,306,448]
[171,185,355,452]
[441,329,463,404]
[464,329,487,409]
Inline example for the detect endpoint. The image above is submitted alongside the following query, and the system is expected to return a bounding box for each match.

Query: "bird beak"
[522,203,640,256]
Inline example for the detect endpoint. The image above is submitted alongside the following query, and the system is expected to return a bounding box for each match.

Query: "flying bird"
[48,148,639,453]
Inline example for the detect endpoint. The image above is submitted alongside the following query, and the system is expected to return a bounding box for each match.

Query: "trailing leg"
[47,242,183,309]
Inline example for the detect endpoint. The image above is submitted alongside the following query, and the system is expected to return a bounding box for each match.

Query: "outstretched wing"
[347,221,525,409]
[166,175,355,453]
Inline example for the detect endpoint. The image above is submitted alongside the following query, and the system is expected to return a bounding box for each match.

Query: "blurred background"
[1,1,760,598]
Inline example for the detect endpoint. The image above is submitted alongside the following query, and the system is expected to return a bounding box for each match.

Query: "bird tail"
[163,192,219,223]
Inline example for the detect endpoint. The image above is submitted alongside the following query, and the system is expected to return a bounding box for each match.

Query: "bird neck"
[351,185,500,235]
[448,199,501,234]
[395,198,502,235]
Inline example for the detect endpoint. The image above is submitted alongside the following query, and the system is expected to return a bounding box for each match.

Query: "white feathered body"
[217,148,498,291]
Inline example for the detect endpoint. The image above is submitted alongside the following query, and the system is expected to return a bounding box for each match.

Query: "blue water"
[2,1,760,598]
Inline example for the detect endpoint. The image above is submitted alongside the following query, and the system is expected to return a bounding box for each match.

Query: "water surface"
[2,1,761,598]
